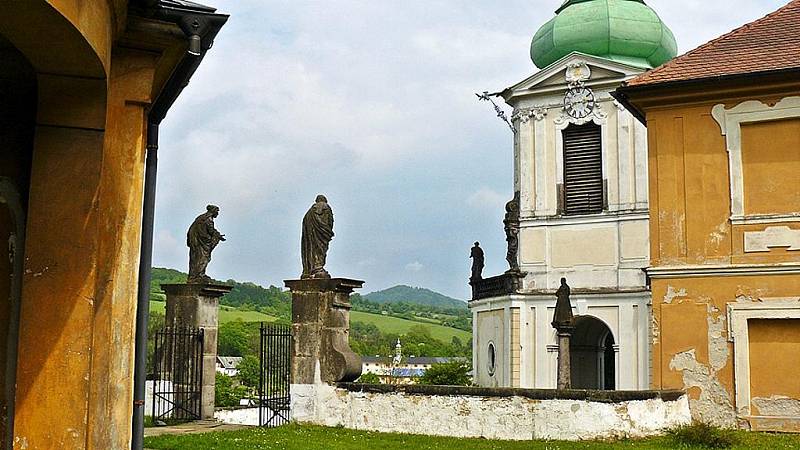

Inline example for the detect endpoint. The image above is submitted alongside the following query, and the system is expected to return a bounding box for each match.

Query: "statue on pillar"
[552,278,574,329]
[187,204,225,283]
[470,242,484,281]
[504,192,521,273]
[301,195,334,279]
[552,277,575,390]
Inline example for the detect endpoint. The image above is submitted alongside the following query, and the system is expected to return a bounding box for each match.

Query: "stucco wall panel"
[551,227,616,268]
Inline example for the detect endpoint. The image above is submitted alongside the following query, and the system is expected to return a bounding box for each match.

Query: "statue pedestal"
[285,278,363,385]
[162,283,232,419]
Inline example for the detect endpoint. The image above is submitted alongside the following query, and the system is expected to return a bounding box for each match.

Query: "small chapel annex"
[470,0,676,391]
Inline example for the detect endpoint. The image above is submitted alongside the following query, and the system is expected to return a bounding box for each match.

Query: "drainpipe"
[130,3,227,449]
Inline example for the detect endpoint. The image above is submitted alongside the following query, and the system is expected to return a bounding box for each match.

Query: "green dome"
[531,0,677,69]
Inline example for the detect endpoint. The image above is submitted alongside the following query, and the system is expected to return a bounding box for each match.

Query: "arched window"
[562,123,604,215]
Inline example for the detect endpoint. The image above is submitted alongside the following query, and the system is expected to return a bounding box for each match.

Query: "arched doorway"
[570,315,616,390]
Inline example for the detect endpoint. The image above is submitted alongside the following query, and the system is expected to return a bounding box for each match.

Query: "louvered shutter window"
[562,123,604,215]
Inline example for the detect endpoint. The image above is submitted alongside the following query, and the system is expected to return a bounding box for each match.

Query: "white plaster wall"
[508,56,650,293]
[292,384,691,441]
[214,408,260,426]
[472,292,650,390]
[474,307,508,387]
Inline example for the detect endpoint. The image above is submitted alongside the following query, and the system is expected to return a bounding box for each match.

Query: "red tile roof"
[627,0,800,87]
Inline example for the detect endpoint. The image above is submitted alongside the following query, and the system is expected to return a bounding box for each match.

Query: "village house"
[614,0,800,432]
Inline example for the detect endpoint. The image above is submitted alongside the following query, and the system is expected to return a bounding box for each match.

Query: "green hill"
[149,300,278,324]
[350,311,470,343]
[364,285,466,309]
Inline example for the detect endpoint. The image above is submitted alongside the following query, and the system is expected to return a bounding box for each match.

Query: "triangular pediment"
[502,53,646,102]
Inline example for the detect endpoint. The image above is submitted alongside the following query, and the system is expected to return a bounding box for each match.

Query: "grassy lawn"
[149,301,278,323]
[350,311,471,342]
[143,424,800,450]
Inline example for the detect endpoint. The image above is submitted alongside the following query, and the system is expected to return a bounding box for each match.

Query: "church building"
[470,0,676,390]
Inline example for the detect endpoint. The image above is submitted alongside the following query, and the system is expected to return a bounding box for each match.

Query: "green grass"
[351,311,471,342]
[143,424,800,450]
[149,301,278,324]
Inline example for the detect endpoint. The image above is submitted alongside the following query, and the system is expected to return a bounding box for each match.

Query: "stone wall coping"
[285,278,365,294]
[161,283,233,298]
[336,383,686,403]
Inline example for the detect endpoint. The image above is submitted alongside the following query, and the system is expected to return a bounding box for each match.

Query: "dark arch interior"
[0,31,36,448]
[570,315,616,390]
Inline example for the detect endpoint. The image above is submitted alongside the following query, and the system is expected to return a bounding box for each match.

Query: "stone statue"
[470,242,484,281]
[504,192,521,273]
[187,204,225,283]
[301,194,334,279]
[551,278,574,330]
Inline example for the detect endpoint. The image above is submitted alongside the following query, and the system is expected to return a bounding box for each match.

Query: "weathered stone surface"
[163,282,232,419]
[291,383,691,441]
[286,278,363,384]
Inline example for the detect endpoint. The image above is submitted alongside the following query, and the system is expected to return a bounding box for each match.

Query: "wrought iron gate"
[258,323,291,427]
[151,326,204,423]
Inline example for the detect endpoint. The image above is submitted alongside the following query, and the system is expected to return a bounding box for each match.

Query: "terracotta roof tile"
[627,0,800,87]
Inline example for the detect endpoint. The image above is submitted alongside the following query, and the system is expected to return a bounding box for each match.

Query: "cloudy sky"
[153,0,787,299]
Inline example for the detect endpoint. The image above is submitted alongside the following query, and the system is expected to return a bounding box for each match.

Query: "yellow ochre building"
[0,1,226,448]
[615,0,800,432]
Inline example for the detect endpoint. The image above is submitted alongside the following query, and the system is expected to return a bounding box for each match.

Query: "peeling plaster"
[752,396,800,417]
[709,223,727,247]
[669,304,735,428]
[663,286,688,304]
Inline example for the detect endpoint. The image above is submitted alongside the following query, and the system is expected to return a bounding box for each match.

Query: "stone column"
[162,283,232,419]
[552,278,574,390]
[285,278,363,385]
[556,330,573,390]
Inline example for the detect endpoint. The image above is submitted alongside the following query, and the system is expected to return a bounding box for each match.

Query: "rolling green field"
[350,311,471,342]
[149,302,469,342]
[149,301,278,323]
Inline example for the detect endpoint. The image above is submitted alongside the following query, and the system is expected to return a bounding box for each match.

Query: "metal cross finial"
[476,91,515,134]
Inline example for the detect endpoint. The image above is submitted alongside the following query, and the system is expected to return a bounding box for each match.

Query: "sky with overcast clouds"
[152,0,788,300]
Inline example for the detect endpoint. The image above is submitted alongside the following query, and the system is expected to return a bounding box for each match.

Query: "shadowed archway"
[570,315,616,390]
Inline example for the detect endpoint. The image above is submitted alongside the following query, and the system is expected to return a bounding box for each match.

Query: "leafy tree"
[357,372,381,384]
[218,321,251,357]
[417,360,472,386]
[215,373,248,407]
[237,355,261,389]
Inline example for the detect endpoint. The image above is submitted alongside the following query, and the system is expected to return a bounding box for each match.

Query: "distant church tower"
[470,0,677,390]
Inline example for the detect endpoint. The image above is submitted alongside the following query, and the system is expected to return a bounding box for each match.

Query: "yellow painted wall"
[631,81,800,429]
[0,1,191,448]
[748,319,800,409]
[740,119,800,216]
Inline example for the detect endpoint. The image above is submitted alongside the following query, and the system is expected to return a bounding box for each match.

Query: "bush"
[215,373,249,408]
[417,360,471,386]
[667,422,740,449]
[357,372,381,384]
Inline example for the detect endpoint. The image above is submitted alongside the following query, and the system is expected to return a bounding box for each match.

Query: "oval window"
[487,341,496,376]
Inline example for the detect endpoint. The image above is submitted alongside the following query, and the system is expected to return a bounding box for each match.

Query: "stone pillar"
[285,278,363,385]
[552,277,574,390]
[162,283,232,419]
[556,330,573,390]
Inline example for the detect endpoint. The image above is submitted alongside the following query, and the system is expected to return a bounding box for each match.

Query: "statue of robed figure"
[552,277,574,330]
[301,195,334,279]
[187,204,225,283]
[470,242,484,281]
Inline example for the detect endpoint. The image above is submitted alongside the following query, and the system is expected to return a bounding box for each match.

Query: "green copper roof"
[531,0,677,69]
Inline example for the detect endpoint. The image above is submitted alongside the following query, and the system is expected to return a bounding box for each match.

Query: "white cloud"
[467,188,508,212]
[405,261,424,273]
[153,0,786,298]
